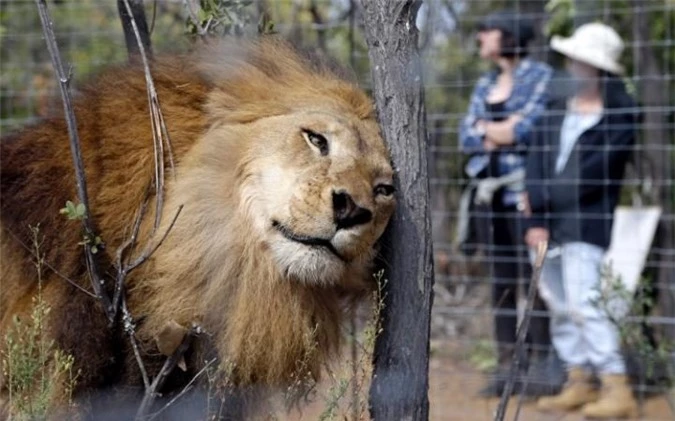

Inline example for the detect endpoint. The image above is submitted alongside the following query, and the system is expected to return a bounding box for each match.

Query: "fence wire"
[1,0,674,420]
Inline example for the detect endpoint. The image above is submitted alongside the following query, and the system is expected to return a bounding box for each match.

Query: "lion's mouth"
[272,221,346,262]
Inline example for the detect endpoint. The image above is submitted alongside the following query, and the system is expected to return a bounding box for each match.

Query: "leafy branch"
[35,0,113,321]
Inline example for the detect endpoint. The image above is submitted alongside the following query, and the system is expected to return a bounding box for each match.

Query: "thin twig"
[308,0,327,52]
[35,0,112,321]
[113,203,182,321]
[147,358,218,421]
[349,309,358,421]
[125,205,183,274]
[135,325,202,421]
[121,0,176,236]
[494,241,549,421]
[149,0,158,36]
[123,297,150,390]
[112,185,152,316]
[5,228,98,299]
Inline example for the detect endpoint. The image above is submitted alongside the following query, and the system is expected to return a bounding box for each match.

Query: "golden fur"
[0,38,394,413]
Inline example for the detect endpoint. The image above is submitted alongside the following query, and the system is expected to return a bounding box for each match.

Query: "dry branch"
[120,0,175,236]
[494,241,549,421]
[123,297,151,390]
[113,6,196,419]
[134,325,202,421]
[37,2,194,418]
[147,358,218,421]
[35,0,114,321]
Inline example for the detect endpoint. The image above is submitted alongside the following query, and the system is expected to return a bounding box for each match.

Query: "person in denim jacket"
[458,10,561,397]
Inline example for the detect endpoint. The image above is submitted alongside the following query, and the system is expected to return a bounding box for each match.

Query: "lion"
[0,37,395,418]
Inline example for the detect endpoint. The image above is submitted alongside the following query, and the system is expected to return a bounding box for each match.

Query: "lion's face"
[242,110,395,285]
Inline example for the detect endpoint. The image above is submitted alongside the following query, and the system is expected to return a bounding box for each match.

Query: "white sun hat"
[550,22,625,75]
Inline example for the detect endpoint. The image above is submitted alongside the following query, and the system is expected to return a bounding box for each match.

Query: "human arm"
[481,114,523,146]
[459,75,491,153]
[485,65,553,147]
[524,123,550,246]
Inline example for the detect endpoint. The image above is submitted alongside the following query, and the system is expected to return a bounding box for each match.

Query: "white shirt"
[555,102,603,174]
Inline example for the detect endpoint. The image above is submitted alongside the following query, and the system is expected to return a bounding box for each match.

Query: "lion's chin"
[270,238,346,285]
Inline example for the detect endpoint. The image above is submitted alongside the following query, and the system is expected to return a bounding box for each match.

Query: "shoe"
[581,374,639,419]
[536,367,599,412]
[521,351,566,397]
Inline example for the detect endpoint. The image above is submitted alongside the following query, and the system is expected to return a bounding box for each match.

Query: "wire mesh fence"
[1,0,674,419]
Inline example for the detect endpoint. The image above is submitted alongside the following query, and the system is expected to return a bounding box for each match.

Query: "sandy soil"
[427,353,672,421]
[287,341,673,421]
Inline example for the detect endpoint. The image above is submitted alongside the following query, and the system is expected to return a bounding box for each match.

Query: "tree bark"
[630,0,675,339]
[360,1,434,420]
[518,0,547,62]
[117,0,152,62]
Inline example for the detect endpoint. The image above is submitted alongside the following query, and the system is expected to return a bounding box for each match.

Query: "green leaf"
[76,203,86,218]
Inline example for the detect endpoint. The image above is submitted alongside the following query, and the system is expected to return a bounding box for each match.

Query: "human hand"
[525,227,549,248]
[508,114,524,124]
[483,138,498,151]
[484,114,523,145]
[435,250,450,274]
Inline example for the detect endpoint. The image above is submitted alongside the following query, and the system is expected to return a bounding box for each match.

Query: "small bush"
[1,225,78,420]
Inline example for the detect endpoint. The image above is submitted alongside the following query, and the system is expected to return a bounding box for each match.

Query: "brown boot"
[581,374,639,419]
[537,367,599,412]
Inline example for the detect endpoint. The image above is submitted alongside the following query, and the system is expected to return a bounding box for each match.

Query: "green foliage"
[0,1,126,130]
[2,300,77,420]
[184,0,255,38]
[468,340,498,372]
[595,264,674,390]
[315,270,387,420]
[317,378,349,421]
[1,226,78,420]
[59,200,86,221]
[58,201,103,254]
[79,233,103,255]
[544,0,575,37]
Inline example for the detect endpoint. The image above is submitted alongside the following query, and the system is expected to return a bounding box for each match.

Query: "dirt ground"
[289,340,673,421]
[426,350,673,421]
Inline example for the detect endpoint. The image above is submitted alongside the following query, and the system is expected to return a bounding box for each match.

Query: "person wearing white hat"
[523,22,639,419]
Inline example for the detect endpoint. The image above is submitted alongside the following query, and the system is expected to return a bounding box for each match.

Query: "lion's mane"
[0,38,386,412]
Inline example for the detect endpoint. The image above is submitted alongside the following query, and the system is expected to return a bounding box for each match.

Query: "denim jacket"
[460,59,552,206]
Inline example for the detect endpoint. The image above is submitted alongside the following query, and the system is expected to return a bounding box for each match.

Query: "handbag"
[600,158,661,320]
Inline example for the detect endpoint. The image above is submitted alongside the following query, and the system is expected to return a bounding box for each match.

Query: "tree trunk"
[117,0,152,62]
[360,1,434,420]
[630,0,675,339]
[518,0,547,61]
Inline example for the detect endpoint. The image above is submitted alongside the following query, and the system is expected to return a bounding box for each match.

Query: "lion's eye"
[302,129,329,156]
[374,184,395,197]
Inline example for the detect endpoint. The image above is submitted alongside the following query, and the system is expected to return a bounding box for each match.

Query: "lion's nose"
[332,190,372,230]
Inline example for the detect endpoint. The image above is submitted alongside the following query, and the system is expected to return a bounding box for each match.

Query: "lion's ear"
[156,320,189,371]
